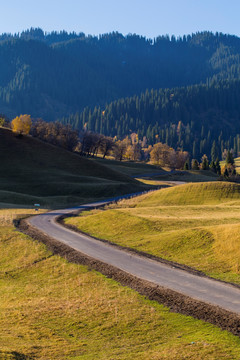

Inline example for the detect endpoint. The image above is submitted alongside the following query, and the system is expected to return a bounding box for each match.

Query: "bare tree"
[99,136,114,158]
[113,139,129,161]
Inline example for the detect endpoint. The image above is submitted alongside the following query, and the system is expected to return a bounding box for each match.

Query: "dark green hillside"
[2,30,240,119]
[0,128,146,207]
[65,80,240,161]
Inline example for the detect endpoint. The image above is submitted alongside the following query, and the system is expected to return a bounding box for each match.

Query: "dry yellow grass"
[2,208,240,358]
[0,208,46,226]
[66,182,240,284]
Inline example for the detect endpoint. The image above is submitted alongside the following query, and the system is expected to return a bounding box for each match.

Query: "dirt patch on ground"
[17,217,240,337]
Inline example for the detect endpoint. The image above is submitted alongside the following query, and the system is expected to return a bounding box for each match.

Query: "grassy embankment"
[66,181,240,284]
[1,209,240,359]
[0,128,150,208]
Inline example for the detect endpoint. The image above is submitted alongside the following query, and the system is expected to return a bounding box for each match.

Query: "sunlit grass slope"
[0,128,148,207]
[1,210,240,359]
[66,182,240,284]
[135,181,240,206]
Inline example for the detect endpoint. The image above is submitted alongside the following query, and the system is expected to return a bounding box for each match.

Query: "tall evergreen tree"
[226,150,234,165]
[211,140,217,162]
[215,158,221,175]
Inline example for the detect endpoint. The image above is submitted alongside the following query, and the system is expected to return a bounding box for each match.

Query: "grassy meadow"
[0,128,150,208]
[66,181,240,284]
[1,209,240,359]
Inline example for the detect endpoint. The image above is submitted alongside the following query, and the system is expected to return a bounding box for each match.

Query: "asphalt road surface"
[29,199,240,315]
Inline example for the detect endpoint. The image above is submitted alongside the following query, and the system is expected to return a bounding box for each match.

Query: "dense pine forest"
[61,80,240,161]
[2,28,240,161]
[1,28,240,121]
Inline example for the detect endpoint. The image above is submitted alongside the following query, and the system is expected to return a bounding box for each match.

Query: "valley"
[2,21,240,359]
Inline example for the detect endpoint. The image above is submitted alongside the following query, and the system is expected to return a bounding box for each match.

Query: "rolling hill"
[66,181,240,284]
[135,181,240,206]
[0,128,147,207]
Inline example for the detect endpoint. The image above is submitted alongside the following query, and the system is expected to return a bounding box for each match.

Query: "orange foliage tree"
[11,114,32,135]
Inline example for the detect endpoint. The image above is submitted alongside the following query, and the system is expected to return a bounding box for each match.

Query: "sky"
[1,0,240,39]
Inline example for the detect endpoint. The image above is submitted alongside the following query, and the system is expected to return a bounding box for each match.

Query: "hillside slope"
[66,181,240,284]
[135,181,240,206]
[1,30,240,119]
[66,80,240,161]
[0,128,146,207]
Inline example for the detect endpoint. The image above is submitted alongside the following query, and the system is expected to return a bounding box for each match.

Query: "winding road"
[29,197,240,315]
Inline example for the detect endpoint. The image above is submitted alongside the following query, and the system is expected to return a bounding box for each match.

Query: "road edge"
[59,212,240,290]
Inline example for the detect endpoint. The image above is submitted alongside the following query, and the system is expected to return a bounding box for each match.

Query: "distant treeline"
[61,80,240,161]
[27,119,236,179]
[5,115,236,179]
[28,120,191,170]
[1,29,240,119]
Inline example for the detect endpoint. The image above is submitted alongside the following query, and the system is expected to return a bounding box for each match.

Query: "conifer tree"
[191,159,199,170]
[209,160,216,173]
[201,155,209,170]
[226,150,234,165]
[215,158,221,175]
[211,140,217,162]
[184,161,189,170]
[223,167,229,178]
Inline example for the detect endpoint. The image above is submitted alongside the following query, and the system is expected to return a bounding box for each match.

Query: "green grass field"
[1,209,240,359]
[66,181,240,284]
[0,129,150,208]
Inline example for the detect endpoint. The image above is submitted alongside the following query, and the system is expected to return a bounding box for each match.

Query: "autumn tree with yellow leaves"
[150,142,189,169]
[11,114,32,136]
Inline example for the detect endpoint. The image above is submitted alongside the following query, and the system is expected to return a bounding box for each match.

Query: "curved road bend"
[29,200,240,315]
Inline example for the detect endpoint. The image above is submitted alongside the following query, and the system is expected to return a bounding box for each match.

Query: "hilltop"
[0,128,146,207]
[135,181,240,206]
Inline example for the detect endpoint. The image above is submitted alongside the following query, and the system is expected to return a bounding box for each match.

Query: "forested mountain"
[1,28,240,120]
[61,80,240,161]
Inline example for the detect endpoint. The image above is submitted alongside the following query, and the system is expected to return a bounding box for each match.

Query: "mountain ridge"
[1,29,240,120]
